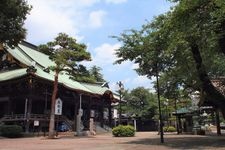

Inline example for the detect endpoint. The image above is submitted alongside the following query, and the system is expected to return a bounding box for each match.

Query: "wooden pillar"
[86,96,91,130]
[216,109,221,135]
[211,110,216,125]
[7,98,12,115]
[44,88,50,114]
[25,98,29,133]
[73,103,78,131]
[25,76,33,133]
[72,93,78,131]
[28,98,32,115]
[25,98,32,133]
[100,98,104,128]
[108,104,112,128]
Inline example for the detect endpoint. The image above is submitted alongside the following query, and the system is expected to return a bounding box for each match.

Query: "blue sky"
[25,0,172,91]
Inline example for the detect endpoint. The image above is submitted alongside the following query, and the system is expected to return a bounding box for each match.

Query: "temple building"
[0,41,118,133]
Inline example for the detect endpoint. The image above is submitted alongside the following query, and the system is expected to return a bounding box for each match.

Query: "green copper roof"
[0,68,93,94]
[0,68,27,81]
[1,42,115,98]
[81,82,111,95]
[19,44,55,68]
[34,68,93,93]
[7,43,55,69]
[7,46,32,66]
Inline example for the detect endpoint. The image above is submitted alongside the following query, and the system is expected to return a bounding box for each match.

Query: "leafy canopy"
[39,35,106,83]
[38,33,91,75]
[89,65,105,82]
[114,0,225,101]
[0,0,31,47]
[122,87,158,120]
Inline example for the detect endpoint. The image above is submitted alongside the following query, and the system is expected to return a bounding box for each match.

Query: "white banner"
[55,98,62,115]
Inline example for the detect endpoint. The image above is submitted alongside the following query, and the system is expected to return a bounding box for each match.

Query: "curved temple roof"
[1,41,117,100]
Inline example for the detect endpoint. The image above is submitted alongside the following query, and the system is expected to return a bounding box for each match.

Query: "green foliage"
[38,33,92,81]
[70,65,96,83]
[122,87,158,120]
[69,65,106,83]
[163,126,176,132]
[112,125,135,137]
[38,33,91,71]
[89,65,105,82]
[38,33,105,83]
[114,0,225,113]
[0,0,31,47]
[0,125,23,138]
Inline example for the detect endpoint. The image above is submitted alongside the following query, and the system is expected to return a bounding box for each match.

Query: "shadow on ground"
[123,134,225,149]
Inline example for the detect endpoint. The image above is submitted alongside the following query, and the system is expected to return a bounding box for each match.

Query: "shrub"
[112,125,135,137]
[0,125,23,138]
[163,126,176,132]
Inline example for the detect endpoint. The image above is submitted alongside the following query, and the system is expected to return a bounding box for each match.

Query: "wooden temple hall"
[0,41,118,133]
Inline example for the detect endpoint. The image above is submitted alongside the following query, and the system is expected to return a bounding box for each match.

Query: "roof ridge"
[16,45,44,69]
[21,41,38,49]
[18,41,54,69]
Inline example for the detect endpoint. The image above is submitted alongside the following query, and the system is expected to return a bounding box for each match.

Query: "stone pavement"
[1,132,225,150]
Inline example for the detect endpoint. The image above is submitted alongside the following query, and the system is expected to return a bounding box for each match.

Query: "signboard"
[90,110,95,118]
[113,109,118,119]
[55,98,63,115]
[34,120,39,126]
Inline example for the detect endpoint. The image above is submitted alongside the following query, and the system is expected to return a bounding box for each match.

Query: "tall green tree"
[89,65,105,82]
[38,33,91,138]
[0,0,31,47]
[123,87,158,120]
[69,65,105,83]
[115,0,225,118]
[69,64,95,83]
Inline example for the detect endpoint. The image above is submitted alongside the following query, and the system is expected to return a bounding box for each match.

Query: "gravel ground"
[0,132,225,150]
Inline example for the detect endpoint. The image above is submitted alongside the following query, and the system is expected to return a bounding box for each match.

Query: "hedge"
[112,125,135,137]
[163,126,176,132]
[0,125,23,138]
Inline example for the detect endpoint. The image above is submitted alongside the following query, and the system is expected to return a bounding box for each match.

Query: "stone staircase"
[0,114,112,135]
[95,122,112,134]
[58,115,74,131]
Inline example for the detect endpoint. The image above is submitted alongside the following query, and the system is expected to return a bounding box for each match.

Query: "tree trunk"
[190,43,225,118]
[48,69,59,138]
[0,43,3,50]
[216,109,221,135]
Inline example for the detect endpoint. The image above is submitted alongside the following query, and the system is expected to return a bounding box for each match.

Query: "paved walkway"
[1,132,225,150]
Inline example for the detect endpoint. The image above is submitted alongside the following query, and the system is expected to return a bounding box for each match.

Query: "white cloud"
[105,0,127,4]
[131,76,153,89]
[88,43,135,69]
[132,76,149,84]
[25,0,78,43]
[88,10,107,28]
[91,43,120,66]
[76,0,101,7]
[24,0,128,44]
[109,76,154,92]
[25,0,106,44]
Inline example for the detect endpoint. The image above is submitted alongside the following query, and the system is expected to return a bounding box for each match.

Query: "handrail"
[0,114,50,121]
